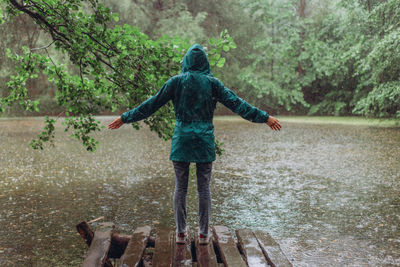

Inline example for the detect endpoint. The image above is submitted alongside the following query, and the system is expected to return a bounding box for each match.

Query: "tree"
[352,0,400,118]
[301,0,399,117]
[0,0,235,151]
[238,0,309,112]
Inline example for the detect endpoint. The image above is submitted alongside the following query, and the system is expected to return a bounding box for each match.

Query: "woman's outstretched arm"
[214,81,281,130]
[108,77,176,129]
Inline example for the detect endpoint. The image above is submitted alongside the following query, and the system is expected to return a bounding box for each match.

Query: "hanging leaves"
[0,0,234,151]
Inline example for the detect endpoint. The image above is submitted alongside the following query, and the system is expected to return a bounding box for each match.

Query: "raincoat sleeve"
[214,80,269,123]
[121,78,175,123]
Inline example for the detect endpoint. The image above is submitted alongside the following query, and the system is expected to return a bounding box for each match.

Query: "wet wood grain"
[212,226,246,267]
[236,229,268,267]
[195,231,218,267]
[82,222,115,267]
[119,226,151,267]
[173,227,192,267]
[253,230,292,267]
[152,228,174,267]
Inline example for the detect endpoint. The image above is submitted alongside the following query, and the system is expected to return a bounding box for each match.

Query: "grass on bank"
[214,115,400,127]
[1,115,399,127]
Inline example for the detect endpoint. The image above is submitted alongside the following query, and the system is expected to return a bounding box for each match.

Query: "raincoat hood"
[181,44,212,76]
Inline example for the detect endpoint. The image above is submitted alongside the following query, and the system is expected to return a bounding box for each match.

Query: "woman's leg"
[196,162,212,236]
[173,161,190,234]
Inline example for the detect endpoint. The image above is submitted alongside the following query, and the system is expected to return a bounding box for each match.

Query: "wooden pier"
[76,220,292,267]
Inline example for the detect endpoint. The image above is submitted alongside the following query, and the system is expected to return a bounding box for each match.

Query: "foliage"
[353,28,400,117]
[354,81,400,118]
[302,0,399,117]
[237,0,309,113]
[233,0,398,117]
[0,0,234,151]
[30,115,56,149]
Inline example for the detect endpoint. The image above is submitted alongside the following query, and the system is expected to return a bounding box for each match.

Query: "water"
[0,117,399,266]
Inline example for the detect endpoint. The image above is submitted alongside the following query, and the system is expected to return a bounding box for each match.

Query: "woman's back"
[173,72,216,123]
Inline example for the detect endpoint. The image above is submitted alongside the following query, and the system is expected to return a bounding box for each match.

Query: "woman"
[108,44,281,244]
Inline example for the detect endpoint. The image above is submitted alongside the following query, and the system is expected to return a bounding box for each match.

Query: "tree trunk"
[271,22,275,81]
[380,10,385,37]
[297,0,306,76]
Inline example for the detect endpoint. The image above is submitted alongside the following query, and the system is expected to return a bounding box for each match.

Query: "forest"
[0,0,399,150]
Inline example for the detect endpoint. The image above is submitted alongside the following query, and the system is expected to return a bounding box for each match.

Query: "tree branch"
[30,40,56,51]
[9,0,69,42]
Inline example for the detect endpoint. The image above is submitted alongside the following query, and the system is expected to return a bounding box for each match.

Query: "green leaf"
[216,57,226,68]
[112,13,119,22]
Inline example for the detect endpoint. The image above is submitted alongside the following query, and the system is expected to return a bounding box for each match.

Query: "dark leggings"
[173,161,212,236]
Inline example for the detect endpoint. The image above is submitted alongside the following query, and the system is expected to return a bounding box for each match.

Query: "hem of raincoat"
[169,155,215,163]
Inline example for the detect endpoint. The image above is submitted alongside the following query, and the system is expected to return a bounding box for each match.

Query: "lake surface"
[0,117,399,266]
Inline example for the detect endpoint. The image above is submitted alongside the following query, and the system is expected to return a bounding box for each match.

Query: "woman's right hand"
[266,116,281,131]
[108,117,124,129]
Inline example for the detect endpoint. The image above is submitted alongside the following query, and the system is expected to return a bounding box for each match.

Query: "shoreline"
[1,115,399,127]
[214,115,400,127]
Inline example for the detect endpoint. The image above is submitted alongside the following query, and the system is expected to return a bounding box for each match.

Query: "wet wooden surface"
[152,228,174,267]
[253,230,292,267]
[119,226,151,267]
[82,222,114,267]
[109,233,130,259]
[195,231,218,267]
[76,221,94,247]
[236,229,268,267]
[173,227,192,267]
[77,221,292,267]
[212,226,246,267]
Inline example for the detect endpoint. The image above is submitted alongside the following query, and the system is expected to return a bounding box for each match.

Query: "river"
[0,116,399,266]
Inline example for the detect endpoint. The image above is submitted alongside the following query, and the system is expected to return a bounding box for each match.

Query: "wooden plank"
[83,222,115,267]
[235,229,268,267]
[195,230,218,267]
[77,221,94,247]
[109,233,131,259]
[119,226,151,267]
[212,226,246,267]
[253,230,292,267]
[152,228,174,267]
[173,227,192,267]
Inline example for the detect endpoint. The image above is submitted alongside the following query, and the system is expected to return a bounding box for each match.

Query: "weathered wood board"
[109,233,131,259]
[173,227,192,267]
[77,220,292,267]
[119,226,151,267]
[83,222,115,267]
[212,226,246,267]
[253,230,292,267]
[195,230,218,267]
[236,229,268,267]
[152,228,174,267]
[77,221,94,247]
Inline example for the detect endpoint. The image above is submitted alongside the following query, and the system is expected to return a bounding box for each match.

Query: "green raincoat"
[121,44,269,162]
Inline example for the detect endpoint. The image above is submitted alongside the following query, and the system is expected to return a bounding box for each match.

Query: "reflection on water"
[0,117,399,266]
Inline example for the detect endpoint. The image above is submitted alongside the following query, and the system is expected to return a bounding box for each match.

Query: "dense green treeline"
[99,0,399,118]
[0,0,398,150]
[1,0,399,118]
